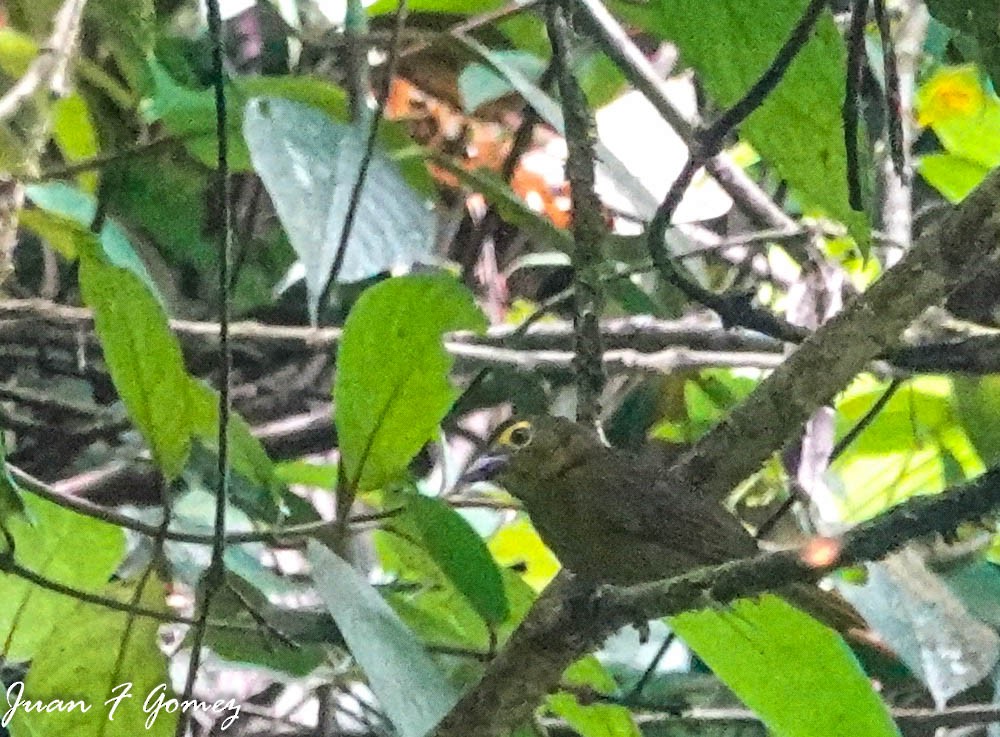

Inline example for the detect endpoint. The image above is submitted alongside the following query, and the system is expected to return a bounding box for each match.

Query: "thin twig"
[322,1,409,298]
[872,0,906,179]
[175,0,233,730]
[575,0,798,232]
[844,0,869,211]
[35,135,184,181]
[831,377,902,460]
[622,633,675,703]
[700,0,828,152]
[547,0,607,424]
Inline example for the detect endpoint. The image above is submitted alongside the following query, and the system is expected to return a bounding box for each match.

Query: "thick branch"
[432,464,1000,737]
[673,166,1000,503]
[432,168,1000,735]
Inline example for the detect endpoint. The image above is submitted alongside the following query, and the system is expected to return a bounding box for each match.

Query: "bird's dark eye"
[499,420,534,449]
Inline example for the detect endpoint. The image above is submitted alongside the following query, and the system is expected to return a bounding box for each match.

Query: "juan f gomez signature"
[3,681,241,731]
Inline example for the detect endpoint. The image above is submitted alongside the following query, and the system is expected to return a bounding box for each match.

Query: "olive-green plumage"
[468,415,862,631]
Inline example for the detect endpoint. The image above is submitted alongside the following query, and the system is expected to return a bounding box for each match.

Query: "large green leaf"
[672,596,899,737]
[78,240,196,479]
[142,62,347,171]
[243,97,437,318]
[616,0,869,243]
[831,376,980,521]
[0,496,124,661]
[76,236,275,487]
[307,541,460,737]
[334,274,486,491]
[8,578,176,737]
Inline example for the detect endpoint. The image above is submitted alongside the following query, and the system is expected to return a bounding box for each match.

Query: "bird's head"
[462,415,605,502]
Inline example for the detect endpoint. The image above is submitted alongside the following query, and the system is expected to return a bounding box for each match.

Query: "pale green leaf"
[307,541,459,737]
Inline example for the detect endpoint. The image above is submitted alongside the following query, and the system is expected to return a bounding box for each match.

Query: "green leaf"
[8,578,176,737]
[953,375,1000,465]
[546,694,639,737]
[0,28,38,77]
[24,182,158,291]
[307,541,460,737]
[243,97,437,318]
[334,274,486,491]
[187,378,277,492]
[924,90,1000,169]
[77,240,195,479]
[0,495,124,661]
[403,495,509,625]
[620,0,870,246]
[377,526,493,650]
[140,60,247,166]
[274,460,339,489]
[941,559,1000,630]
[142,61,349,172]
[109,157,213,268]
[51,95,99,193]
[547,657,640,737]
[671,595,899,737]
[919,153,990,202]
[830,376,980,521]
[48,234,270,490]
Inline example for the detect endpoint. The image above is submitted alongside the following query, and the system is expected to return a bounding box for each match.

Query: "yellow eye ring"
[498,420,534,449]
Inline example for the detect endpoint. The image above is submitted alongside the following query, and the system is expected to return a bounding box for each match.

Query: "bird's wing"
[572,456,759,568]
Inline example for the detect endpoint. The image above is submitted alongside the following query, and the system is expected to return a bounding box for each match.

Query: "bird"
[464,414,863,630]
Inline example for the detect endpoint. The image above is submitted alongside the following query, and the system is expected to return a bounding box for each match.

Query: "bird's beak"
[461,452,510,484]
